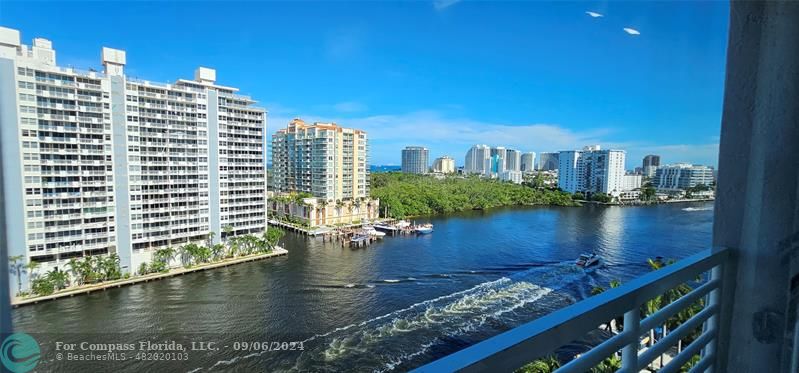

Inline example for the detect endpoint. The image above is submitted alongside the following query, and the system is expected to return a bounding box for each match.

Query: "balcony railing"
[413,248,731,373]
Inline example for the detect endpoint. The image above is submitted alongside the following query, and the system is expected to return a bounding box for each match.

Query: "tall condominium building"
[0,27,266,291]
[485,154,505,177]
[491,146,508,172]
[558,151,581,193]
[558,146,626,194]
[401,146,429,174]
[642,154,661,177]
[464,144,490,174]
[505,149,521,172]
[432,156,455,174]
[653,163,715,190]
[520,152,536,172]
[537,152,559,171]
[271,119,369,201]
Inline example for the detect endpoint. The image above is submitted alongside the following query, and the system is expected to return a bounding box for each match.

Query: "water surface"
[12,202,715,372]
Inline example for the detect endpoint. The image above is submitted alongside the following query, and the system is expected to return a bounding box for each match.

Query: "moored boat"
[363,226,386,237]
[415,224,434,234]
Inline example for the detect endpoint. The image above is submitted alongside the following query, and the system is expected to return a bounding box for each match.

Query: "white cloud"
[265,109,719,167]
[623,27,641,35]
[434,0,462,10]
[586,11,603,18]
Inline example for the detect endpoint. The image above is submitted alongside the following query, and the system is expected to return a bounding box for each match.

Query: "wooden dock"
[11,247,288,308]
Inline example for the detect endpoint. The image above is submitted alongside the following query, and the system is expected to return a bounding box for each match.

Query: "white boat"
[373,223,397,232]
[415,224,434,234]
[363,226,386,237]
[576,253,600,268]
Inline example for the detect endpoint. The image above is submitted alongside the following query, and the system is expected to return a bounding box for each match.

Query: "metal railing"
[413,248,731,373]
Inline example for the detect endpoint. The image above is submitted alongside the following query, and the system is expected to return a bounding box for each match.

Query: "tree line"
[370,173,576,218]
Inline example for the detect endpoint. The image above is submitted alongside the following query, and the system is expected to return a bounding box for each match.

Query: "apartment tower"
[401,146,429,174]
[0,27,267,291]
[271,119,368,201]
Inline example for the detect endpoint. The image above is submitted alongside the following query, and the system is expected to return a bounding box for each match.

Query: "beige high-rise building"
[271,119,368,201]
[432,156,456,174]
[270,119,378,227]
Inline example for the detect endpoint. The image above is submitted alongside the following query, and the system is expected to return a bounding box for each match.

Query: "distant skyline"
[2,1,729,167]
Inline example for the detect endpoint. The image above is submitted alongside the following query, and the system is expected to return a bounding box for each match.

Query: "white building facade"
[558,146,626,195]
[0,27,267,292]
[557,151,581,193]
[622,174,643,191]
[538,152,559,171]
[464,144,490,174]
[504,149,521,172]
[520,152,536,172]
[499,170,523,184]
[401,146,429,174]
[653,163,715,190]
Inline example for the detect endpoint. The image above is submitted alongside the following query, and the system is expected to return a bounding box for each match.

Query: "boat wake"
[682,207,712,212]
[206,262,588,372]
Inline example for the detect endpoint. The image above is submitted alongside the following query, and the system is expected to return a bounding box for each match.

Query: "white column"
[713,2,799,372]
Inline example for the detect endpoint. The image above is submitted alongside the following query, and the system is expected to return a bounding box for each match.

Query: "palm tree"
[319,200,328,225]
[228,237,240,258]
[178,245,190,266]
[336,199,344,215]
[47,268,70,290]
[9,255,25,295]
[223,225,234,242]
[155,247,176,267]
[518,355,560,372]
[77,256,95,284]
[66,258,82,286]
[102,254,122,281]
[211,243,225,260]
[206,231,216,249]
[591,279,622,333]
[24,260,41,282]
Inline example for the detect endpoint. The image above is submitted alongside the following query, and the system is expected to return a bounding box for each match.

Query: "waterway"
[11,202,715,372]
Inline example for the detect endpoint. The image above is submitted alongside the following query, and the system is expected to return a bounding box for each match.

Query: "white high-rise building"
[520,152,536,172]
[464,144,490,174]
[432,156,455,174]
[401,146,429,174]
[558,151,581,193]
[0,27,267,292]
[622,174,643,191]
[653,163,715,190]
[558,146,626,194]
[505,149,521,172]
[538,152,559,171]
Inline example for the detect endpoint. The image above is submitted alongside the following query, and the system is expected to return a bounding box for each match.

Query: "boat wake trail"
[206,262,587,372]
[682,207,712,212]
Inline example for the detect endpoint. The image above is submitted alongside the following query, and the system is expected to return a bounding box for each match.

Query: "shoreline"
[12,247,288,308]
[578,198,715,206]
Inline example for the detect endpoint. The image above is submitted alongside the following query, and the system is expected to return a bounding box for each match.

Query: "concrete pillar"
[712,2,799,372]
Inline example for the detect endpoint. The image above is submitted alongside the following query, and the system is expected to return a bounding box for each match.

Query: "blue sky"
[1,1,729,168]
